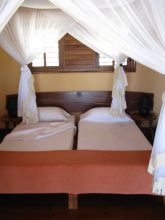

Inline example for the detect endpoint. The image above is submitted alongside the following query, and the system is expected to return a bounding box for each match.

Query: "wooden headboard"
[6,91,154,114]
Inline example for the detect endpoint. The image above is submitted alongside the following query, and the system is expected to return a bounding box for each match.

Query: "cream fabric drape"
[0,7,75,123]
[0,8,73,65]
[18,65,38,123]
[68,23,126,65]
[50,0,165,74]
[148,92,165,195]
[110,66,128,117]
[0,0,24,33]
[22,0,56,9]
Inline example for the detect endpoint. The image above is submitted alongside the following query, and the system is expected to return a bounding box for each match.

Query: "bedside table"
[130,112,157,142]
[1,115,22,133]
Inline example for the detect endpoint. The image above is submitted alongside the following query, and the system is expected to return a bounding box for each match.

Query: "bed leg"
[68,194,78,210]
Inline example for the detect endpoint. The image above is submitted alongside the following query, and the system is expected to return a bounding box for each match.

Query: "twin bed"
[0,91,154,209]
[78,107,151,151]
[0,107,76,151]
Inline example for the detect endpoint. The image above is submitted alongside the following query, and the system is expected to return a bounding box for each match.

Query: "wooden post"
[68,194,78,210]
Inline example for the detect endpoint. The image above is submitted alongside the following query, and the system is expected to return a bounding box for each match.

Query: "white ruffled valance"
[148,92,165,195]
[17,65,38,124]
[110,66,128,117]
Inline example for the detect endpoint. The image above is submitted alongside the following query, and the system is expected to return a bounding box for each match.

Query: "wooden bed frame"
[4,91,158,210]
[7,91,154,114]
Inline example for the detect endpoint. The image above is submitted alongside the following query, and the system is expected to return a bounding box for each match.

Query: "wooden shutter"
[59,34,97,71]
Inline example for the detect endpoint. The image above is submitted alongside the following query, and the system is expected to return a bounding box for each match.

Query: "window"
[32,46,59,67]
[32,53,44,67]
[29,34,136,73]
[99,53,113,66]
[45,45,59,67]
[30,43,59,71]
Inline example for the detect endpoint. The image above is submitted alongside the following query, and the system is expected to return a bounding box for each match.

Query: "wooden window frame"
[29,34,136,73]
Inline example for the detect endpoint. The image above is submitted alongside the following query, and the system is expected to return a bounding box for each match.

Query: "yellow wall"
[0,48,165,128]
[34,72,114,92]
[127,64,165,114]
[0,48,20,127]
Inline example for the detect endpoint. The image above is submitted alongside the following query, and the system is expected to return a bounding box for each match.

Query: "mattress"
[0,116,76,151]
[77,119,152,151]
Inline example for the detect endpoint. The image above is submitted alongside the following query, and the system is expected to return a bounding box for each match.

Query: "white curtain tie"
[21,64,29,72]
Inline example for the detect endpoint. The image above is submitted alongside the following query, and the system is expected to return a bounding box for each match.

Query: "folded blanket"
[0,122,76,151]
[6,122,76,141]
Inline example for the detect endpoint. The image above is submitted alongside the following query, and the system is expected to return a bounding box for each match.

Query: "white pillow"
[38,107,70,122]
[80,107,133,123]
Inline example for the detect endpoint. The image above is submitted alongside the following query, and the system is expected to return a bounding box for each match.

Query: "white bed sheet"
[77,119,152,151]
[0,116,76,151]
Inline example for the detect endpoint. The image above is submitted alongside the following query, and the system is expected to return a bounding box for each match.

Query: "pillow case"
[38,107,70,122]
[80,107,133,123]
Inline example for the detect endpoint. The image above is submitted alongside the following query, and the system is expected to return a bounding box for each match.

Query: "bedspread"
[78,120,152,151]
[0,150,152,194]
[0,122,76,151]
